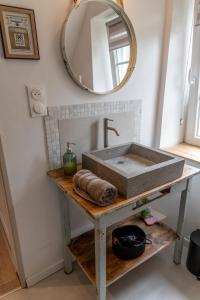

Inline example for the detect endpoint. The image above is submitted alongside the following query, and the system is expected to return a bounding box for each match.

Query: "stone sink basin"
[82,142,185,199]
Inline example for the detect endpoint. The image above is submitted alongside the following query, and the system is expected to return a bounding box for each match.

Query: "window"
[196,101,200,137]
[185,0,200,146]
[107,18,130,86]
[111,46,130,85]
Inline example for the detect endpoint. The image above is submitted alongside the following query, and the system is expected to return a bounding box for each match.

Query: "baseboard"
[26,259,64,287]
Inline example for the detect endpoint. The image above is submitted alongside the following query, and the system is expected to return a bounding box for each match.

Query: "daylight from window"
[112,46,130,84]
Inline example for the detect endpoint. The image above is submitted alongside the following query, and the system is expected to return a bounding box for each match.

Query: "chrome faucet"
[104,118,120,148]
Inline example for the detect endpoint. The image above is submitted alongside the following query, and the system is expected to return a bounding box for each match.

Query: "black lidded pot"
[112,225,151,260]
[186,229,200,279]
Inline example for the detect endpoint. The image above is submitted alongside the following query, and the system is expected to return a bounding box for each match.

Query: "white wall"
[70,2,94,88]
[91,10,114,92]
[0,0,165,285]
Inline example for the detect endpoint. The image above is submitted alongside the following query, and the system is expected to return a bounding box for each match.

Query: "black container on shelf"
[112,225,152,260]
[186,229,200,280]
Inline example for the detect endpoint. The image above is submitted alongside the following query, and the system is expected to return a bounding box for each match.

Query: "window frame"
[110,46,130,85]
[185,0,200,146]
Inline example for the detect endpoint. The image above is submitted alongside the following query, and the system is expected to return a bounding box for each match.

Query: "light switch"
[26,85,47,117]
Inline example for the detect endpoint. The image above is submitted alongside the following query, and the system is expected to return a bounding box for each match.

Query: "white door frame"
[0,136,26,288]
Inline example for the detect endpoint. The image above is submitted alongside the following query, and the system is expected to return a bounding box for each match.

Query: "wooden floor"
[0,225,20,296]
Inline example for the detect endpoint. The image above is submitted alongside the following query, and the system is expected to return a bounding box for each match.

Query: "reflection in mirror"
[62,0,137,94]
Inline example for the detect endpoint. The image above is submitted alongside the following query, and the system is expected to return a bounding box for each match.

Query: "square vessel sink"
[82,143,185,199]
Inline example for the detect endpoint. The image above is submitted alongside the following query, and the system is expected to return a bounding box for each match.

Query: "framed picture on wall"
[0,5,40,59]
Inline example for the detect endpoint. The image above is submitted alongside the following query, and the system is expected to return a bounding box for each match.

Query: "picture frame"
[0,5,40,59]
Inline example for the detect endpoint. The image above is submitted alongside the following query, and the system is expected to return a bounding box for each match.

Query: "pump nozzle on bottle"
[66,142,76,153]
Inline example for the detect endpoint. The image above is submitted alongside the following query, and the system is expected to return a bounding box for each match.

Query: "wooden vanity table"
[48,164,200,300]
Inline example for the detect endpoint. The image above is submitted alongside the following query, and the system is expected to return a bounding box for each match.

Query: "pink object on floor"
[144,216,158,226]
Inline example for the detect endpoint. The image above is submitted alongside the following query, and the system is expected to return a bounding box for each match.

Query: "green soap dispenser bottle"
[63,142,77,176]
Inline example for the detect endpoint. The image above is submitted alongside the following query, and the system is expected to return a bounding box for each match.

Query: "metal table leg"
[174,178,192,265]
[95,222,107,300]
[62,194,73,274]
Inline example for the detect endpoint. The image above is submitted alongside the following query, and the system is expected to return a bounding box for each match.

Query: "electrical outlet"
[26,85,47,117]
[31,88,43,101]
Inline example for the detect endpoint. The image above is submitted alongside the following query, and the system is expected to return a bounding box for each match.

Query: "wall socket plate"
[26,85,48,118]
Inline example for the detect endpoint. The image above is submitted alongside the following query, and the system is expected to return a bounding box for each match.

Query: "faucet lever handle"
[105,118,113,122]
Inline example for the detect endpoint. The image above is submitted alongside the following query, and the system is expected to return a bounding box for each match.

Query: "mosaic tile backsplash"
[44,100,142,169]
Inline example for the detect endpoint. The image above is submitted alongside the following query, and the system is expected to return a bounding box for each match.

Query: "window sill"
[162,143,200,164]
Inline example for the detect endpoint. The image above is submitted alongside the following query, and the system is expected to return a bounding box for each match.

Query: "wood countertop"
[47,164,200,220]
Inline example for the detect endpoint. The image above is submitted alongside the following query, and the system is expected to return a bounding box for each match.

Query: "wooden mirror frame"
[62,0,137,95]
[74,0,124,8]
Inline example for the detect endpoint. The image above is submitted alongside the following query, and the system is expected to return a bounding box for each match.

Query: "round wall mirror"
[62,0,137,95]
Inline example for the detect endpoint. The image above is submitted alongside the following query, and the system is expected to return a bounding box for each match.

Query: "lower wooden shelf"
[69,215,177,287]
